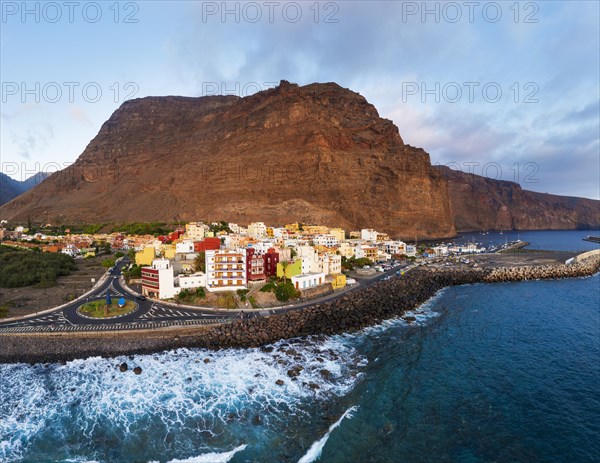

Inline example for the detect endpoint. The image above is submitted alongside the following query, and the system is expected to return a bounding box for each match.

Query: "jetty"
[583,235,600,244]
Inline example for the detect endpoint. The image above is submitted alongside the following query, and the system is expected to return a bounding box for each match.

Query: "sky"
[1,0,599,199]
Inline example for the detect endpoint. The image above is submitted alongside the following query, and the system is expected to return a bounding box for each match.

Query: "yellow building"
[266,227,274,238]
[376,232,390,242]
[161,244,176,259]
[329,228,346,242]
[330,273,347,290]
[338,242,355,258]
[135,246,156,266]
[285,222,299,232]
[303,225,329,235]
[349,231,361,239]
[277,259,302,279]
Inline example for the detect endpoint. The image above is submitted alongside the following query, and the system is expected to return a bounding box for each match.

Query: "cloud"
[69,105,93,126]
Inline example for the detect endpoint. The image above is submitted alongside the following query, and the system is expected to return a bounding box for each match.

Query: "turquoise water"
[1,231,599,462]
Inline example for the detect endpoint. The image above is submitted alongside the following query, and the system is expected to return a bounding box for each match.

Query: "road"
[0,258,410,334]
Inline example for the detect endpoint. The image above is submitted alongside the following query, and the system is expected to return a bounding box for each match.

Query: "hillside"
[0,81,455,239]
[0,172,51,206]
[435,165,600,231]
[1,81,597,237]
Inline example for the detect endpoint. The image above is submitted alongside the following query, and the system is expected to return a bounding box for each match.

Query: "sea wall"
[483,256,600,283]
[1,257,599,364]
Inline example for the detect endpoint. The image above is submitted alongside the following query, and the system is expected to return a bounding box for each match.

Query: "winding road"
[0,257,408,334]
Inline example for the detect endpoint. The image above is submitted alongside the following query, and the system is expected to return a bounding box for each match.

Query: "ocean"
[1,231,599,463]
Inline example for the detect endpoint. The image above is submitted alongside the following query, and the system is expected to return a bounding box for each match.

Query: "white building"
[380,240,407,256]
[229,223,247,235]
[175,240,195,254]
[296,245,320,274]
[205,249,247,292]
[61,244,79,257]
[405,245,417,257]
[291,272,326,291]
[271,227,287,238]
[361,228,389,242]
[355,244,378,261]
[314,234,339,247]
[185,222,210,240]
[247,222,267,239]
[320,253,342,275]
[177,272,207,289]
[141,258,178,299]
[361,229,378,242]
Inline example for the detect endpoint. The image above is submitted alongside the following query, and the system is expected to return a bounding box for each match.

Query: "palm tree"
[280,261,289,284]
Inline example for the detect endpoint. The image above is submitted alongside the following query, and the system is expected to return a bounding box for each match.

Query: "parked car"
[135,295,147,301]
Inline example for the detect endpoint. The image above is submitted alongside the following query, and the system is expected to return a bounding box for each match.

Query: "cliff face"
[0,81,455,239]
[435,166,600,231]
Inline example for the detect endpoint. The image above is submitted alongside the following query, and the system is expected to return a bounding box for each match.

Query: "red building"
[194,237,221,252]
[263,248,279,278]
[246,247,266,282]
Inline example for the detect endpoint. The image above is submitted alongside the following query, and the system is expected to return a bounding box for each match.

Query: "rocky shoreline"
[1,257,599,365]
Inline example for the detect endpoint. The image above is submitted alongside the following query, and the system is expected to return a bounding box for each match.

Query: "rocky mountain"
[1,81,597,237]
[0,81,456,239]
[435,166,600,231]
[0,172,51,206]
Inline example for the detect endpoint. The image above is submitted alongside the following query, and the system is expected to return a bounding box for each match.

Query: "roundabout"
[76,298,138,320]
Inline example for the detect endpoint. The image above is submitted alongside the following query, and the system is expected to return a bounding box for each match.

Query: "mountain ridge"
[0,81,597,236]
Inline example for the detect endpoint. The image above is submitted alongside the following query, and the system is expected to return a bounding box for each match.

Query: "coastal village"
[0,220,486,307]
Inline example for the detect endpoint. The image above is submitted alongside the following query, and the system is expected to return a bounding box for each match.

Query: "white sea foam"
[165,444,247,463]
[297,406,357,463]
[0,338,364,462]
[346,287,448,339]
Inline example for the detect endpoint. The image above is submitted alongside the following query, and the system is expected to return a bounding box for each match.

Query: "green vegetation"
[260,282,276,292]
[0,246,76,288]
[102,258,116,269]
[89,240,111,255]
[194,251,206,272]
[113,222,173,236]
[275,281,300,302]
[122,263,142,283]
[215,291,236,309]
[176,287,206,303]
[342,256,373,271]
[0,303,11,318]
[260,280,299,302]
[209,221,232,234]
[82,224,105,234]
[237,288,250,301]
[114,251,124,258]
[248,296,258,308]
[79,300,136,318]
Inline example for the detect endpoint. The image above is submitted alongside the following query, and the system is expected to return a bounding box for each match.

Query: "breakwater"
[1,257,599,364]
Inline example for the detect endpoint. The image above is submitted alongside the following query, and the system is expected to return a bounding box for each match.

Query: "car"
[135,295,147,301]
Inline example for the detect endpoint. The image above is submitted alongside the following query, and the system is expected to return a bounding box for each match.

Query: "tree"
[275,281,299,302]
[102,258,115,269]
[280,261,289,284]
[194,251,206,273]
